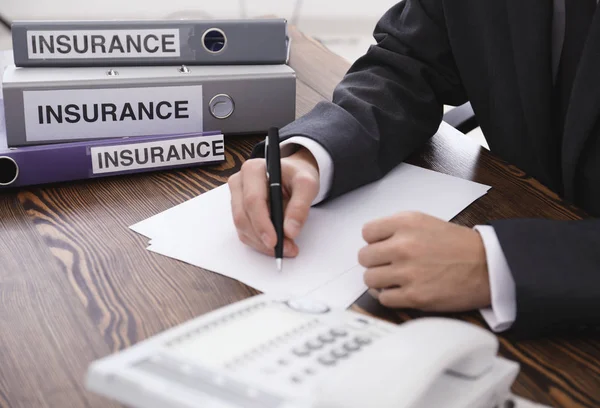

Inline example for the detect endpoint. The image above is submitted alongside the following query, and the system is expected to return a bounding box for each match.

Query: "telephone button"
[354,335,372,345]
[304,367,316,375]
[317,333,335,343]
[330,328,348,337]
[306,339,323,350]
[347,318,371,330]
[331,349,349,359]
[292,346,311,357]
[317,355,336,366]
[343,341,361,352]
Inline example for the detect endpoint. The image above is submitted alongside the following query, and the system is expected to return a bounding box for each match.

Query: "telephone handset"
[85,294,524,408]
[313,317,508,408]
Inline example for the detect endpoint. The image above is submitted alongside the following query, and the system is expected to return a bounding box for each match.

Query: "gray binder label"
[90,134,225,174]
[26,29,181,59]
[23,85,203,142]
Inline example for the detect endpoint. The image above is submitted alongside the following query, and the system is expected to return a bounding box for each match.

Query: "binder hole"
[0,156,19,186]
[209,94,235,119]
[202,28,226,53]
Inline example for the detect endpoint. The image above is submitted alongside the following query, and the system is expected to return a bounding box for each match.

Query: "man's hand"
[359,212,491,312]
[228,146,320,257]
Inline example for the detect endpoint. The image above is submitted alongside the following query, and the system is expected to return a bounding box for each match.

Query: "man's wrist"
[280,137,333,205]
[287,145,319,174]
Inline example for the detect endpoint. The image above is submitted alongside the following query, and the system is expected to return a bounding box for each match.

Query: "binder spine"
[2,64,296,146]
[0,130,226,189]
[11,19,289,67]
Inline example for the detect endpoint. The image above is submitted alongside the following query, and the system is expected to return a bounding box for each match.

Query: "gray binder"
[11,19,289,67]
[2,63,296,146]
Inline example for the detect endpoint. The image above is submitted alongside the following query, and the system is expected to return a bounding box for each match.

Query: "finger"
[229,174,253,238]
[377,287,413,309]
[358,239,398,268]
[240,160,276,248]
[283,170,319,239]
[231,171,299,258]
[238,231,299,258]
[363,265,409,289]
[362,215,399,243]
[362,212,430,243]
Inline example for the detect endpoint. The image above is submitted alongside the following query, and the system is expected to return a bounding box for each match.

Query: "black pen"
[266,127,284,271]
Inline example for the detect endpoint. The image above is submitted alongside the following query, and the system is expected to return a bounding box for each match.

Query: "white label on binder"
[23,85,203,142]
[90,134,225,175]
[27,29,181,59]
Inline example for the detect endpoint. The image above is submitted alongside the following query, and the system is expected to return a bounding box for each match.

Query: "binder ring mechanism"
[0,156,19,186]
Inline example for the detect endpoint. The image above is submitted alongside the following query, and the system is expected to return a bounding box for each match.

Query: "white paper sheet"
[131,161,490,308]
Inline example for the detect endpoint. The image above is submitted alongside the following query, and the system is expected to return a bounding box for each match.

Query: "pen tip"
[276,258,282,271]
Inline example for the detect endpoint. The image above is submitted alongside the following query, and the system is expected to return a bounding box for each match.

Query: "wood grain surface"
[0,24,598,408]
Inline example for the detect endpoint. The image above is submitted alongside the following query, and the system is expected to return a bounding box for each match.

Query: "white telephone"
[85,294,537,408]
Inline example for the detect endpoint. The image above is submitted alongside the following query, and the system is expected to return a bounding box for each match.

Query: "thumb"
[284,172,319,239]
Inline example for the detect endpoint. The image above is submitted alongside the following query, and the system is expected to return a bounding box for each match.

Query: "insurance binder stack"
[0,18,297,188]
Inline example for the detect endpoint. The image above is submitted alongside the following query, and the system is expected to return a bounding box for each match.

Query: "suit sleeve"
[252,0,468,199]
[490,218,600,338]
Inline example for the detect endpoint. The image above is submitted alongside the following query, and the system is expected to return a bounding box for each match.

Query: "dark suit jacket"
[253,1,600,338]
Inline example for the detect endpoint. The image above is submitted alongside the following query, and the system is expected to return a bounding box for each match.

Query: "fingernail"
[285,219,301,236]
[261,233,271,247]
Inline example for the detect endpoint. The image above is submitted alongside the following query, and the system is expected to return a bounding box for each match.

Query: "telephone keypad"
[279,329,377,374]
[228,316,393,388]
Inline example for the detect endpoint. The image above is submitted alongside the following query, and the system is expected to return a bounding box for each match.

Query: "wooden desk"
[0,26,598,408]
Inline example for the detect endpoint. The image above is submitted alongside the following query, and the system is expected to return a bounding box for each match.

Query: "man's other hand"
[359,212,491,312]
[228,146,320,257]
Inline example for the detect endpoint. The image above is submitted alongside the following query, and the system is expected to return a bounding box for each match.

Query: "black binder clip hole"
[202,28,227,53]
[0,156,19,186]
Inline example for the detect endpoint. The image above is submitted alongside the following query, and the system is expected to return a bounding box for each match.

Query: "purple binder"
[0,100,226,188]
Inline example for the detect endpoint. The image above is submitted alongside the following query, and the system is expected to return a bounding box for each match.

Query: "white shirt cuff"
[474,225,517,332]
[280,137,334,206]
